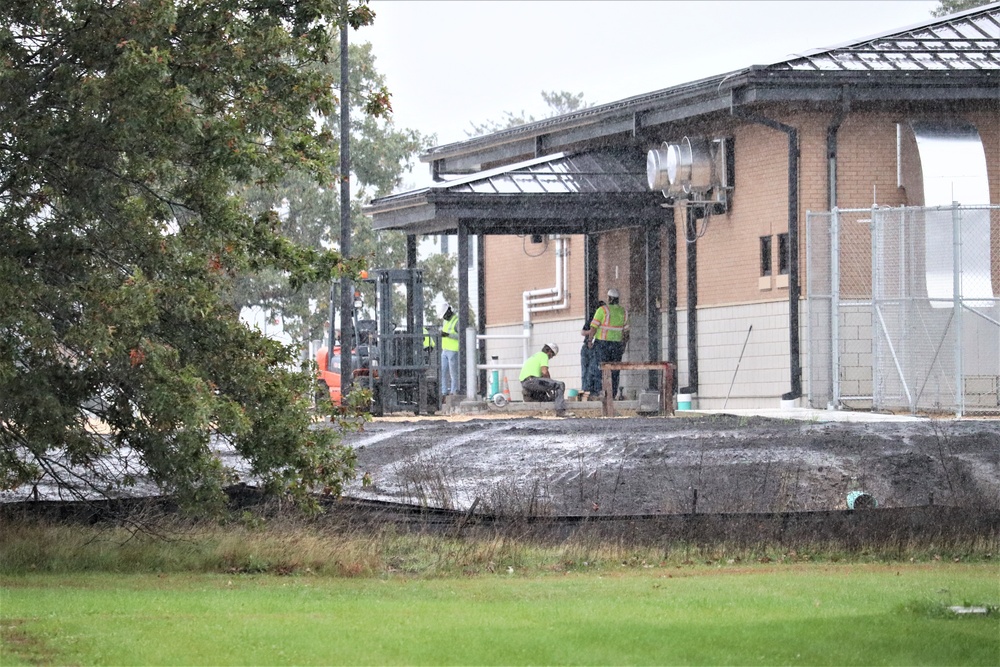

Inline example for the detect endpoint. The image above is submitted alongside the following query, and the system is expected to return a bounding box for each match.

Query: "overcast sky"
[359,0,941,188]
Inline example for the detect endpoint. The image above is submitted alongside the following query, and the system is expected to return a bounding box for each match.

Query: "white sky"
[359,0,941,189]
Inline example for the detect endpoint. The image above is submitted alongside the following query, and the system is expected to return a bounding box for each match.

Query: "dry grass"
[1,504,996,579]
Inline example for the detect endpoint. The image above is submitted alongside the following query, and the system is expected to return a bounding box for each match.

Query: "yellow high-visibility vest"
[589,304,628,342]
[441,315,460,351]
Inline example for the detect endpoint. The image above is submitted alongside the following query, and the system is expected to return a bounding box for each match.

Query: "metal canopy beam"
[369,192,664,236]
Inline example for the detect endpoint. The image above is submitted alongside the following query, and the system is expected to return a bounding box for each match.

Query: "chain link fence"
[807,205,1000,416]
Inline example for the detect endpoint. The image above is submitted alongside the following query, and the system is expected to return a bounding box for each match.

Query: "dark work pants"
[580,343,601,394]
[594,340,625,398]
[521,377,566,413]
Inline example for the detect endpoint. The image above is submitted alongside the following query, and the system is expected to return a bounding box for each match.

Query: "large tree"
[233,39,453,345]
[932,0,993,16]
[236,37,456,346]
[0,0,382,513]
[466,90,592,137]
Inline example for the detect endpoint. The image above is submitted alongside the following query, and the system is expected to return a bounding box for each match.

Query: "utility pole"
[337,0,353,393]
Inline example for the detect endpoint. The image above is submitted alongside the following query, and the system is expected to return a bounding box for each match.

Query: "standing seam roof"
[433,152,647,196]
[776,4,1000,72]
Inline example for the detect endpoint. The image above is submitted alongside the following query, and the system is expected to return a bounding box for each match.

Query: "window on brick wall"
[778,232,789,275]
[760,236,772,277]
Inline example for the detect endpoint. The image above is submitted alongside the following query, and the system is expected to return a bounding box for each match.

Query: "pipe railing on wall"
[465,236,572,399]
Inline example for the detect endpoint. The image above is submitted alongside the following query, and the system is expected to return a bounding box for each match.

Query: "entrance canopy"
[364,148,672,400]
[365,150,665,236]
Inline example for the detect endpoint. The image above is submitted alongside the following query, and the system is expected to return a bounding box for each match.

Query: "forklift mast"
[372,269,440,416]
[326,268,440,416]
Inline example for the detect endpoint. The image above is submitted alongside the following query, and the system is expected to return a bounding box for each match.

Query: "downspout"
[827,90,850,212]
[731,105,802,400]
[683,205,699,394]
[826,91,850,409]
[665,211,678,392]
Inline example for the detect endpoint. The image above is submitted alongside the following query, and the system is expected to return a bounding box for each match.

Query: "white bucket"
[677,393,692,410]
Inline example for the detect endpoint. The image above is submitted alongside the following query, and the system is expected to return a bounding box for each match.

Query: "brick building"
[366,4,1000,412]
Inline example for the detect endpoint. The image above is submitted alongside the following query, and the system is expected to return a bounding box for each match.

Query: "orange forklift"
[316,268,440,416]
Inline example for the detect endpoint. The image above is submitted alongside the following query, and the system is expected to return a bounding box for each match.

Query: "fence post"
[831,207,841,407]
[466,326,477,400]
[952,203,964,418]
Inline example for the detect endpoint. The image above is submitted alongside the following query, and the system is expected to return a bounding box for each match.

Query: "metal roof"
[434,151,648,195]
[365,151,661,235]
[367,4,1000,232]
[776,3,1000,72]
[415,4,999,175]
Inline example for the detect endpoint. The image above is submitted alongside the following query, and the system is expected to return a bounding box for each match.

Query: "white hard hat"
[544,343,559,356]
[607,287,620,299]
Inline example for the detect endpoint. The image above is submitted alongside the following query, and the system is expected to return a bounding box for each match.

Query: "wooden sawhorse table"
[600,361,676,417]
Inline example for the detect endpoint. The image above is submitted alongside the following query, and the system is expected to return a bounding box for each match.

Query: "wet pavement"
[337,408,999,515]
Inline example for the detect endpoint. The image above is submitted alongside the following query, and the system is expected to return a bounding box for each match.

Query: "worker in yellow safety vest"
[584,287,629,400]
[440,305,460,396]
[519,343,569,417]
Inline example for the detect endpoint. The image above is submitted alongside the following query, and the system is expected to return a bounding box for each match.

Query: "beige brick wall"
[476,107,999,408]
[483,234,586,326]
[667,301,797,409]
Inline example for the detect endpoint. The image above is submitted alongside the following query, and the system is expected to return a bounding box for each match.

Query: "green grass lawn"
[2,563,997,666]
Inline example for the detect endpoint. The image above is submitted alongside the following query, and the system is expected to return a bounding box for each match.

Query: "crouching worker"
[519,343,570,417]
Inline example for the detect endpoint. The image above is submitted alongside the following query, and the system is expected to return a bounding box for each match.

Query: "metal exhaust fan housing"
[646,137,733,212]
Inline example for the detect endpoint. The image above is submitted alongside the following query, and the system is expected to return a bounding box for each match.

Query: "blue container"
[489,368,500,398]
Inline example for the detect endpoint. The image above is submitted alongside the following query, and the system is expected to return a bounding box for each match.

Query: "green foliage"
[466,90,593,137]
[0,0,384,513]
[932,0,993,16]
[231,38,449,345]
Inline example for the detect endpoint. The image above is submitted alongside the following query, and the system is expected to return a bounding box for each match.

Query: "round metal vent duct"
[647,137,714,194]
[676,137,713,193]
[646,142,678,191]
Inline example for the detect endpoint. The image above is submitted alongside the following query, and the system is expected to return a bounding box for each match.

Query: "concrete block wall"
[666,301,806,409]
[482,320,584,401]
[838,304,873,403]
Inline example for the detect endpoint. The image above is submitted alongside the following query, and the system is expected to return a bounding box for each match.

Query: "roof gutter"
[730,103,802,401]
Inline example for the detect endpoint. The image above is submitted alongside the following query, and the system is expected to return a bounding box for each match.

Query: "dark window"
[760,236,772,277]
[778,233,790,275]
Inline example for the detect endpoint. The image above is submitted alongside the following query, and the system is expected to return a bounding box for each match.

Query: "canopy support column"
[458,220,471,396]
[645,218,663,390]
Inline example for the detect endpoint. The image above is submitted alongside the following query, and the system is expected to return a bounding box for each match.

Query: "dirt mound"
[336,414,1000,516]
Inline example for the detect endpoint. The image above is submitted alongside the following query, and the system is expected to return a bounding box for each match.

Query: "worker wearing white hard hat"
[518,343,569,417]
[583,288,630,400]
[440,304,460,397]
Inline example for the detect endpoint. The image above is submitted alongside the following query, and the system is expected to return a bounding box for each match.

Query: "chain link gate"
[807,205,1000,416]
